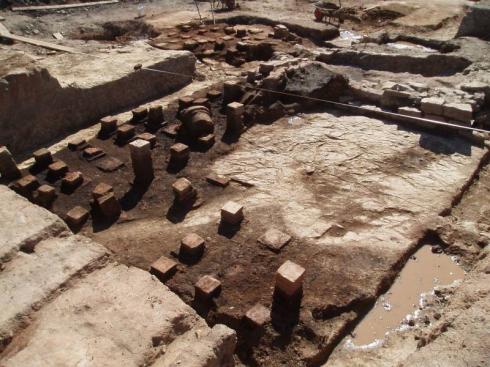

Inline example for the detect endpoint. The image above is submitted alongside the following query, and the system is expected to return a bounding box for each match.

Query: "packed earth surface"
[0,0,489,366]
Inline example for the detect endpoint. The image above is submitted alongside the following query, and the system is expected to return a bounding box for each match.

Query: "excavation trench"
[5,64,488,366]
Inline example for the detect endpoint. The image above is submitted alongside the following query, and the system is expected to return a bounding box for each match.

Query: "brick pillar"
[129,139,154,185]
[226,102,244,134]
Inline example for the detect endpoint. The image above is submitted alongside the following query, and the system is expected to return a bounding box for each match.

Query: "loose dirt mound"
[76,20,160,42]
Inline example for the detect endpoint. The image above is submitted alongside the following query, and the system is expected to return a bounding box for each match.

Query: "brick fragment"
[421,97,445,115]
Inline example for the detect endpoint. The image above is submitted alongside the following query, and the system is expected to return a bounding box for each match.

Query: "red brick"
[221,201,244,225]
[92,183,113,199]
[258,229,291,252]
[66,206,89,227]
[275,260,305,296]
[245,303,270,327]
[150,256,178,280]
[206,174,230,187]
[180,233,205,258]
[48,161,68,177]
[195,275,221,299]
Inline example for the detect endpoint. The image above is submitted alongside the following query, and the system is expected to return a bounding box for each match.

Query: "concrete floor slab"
[0,264,227,367]
[0,235,107,348]
[0,186,68,264]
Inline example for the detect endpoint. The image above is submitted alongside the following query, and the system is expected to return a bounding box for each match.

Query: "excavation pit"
[150,22,314,68]
[6,68,486,366]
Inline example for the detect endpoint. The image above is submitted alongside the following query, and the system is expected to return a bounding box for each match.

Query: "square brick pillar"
[129,139,154,185]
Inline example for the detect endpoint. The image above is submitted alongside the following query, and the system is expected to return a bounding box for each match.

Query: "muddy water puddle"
[351,245,464,346]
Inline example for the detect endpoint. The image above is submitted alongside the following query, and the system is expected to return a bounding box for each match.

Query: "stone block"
[180,233,205,259]
[258,229,291,252]
[398,107,423,118]
[421,97,445,115]
[0,264,214,367]
[170,143,190,162]
[33,148,53,167]
[381,89,413,108]
[96,193,121,219]
[61,171,83,192]
[443,103,473,124]
[425,114,447,123]
[275,260,305,296]
[0,235,107,346]
[92,182,113,199]
[65,206,89,227]
[244,303,271,327]
[151,324,236,367]
[221,201,244,225]
[48,161,68,178]
[0,146,21,180]
[195,275,221,299]
[150,256,178,281]
[0,186,68,262]
[206,174,230,187]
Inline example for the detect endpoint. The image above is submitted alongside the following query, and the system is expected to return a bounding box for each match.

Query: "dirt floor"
[1,0,490,366]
